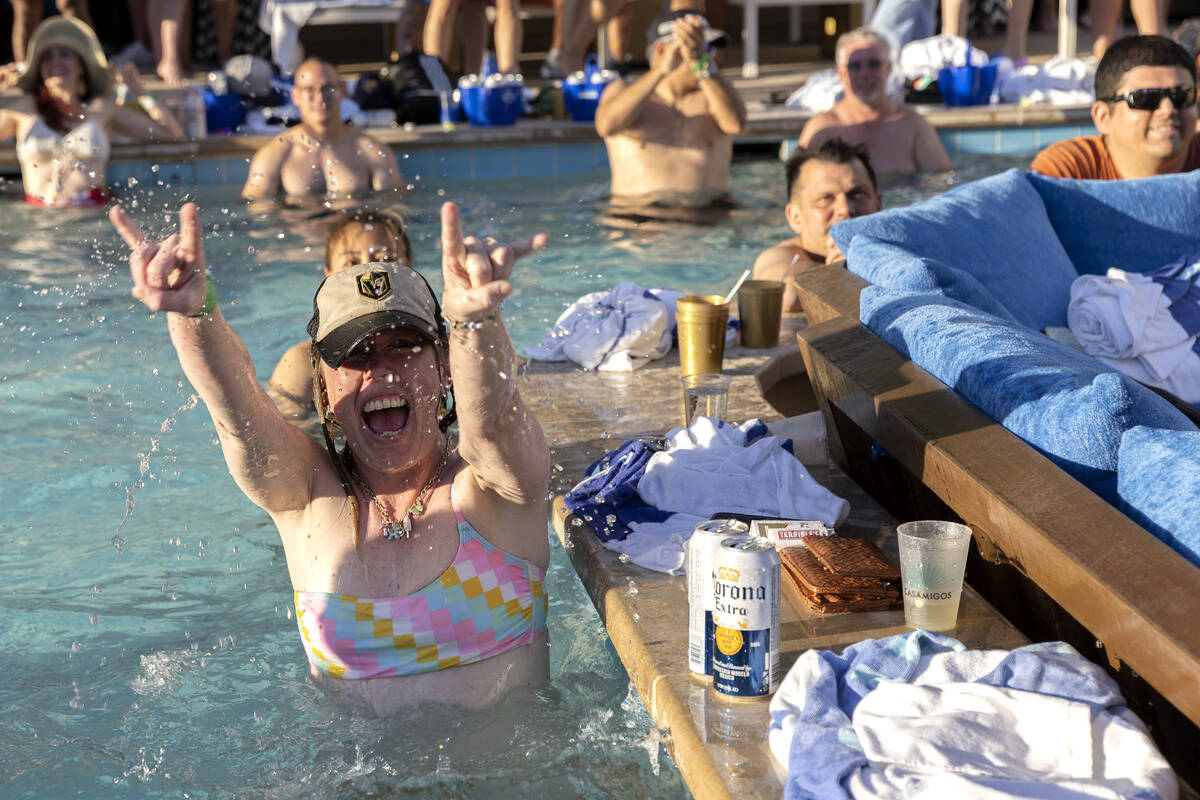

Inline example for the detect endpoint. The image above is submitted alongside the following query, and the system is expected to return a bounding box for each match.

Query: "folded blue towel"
[1118,426,1200,568]
[1028,170,1200,278]
[860,287,1196,502]
[832,169,1079,331]
[563,439,670,541]
[845,234,1021,324]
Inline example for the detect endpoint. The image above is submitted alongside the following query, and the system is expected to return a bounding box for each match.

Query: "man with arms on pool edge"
[242,58,404,202]
[595,8,747,221]
[799,27,951,178]
[1030,35,1199,179]
[752,139,883,311]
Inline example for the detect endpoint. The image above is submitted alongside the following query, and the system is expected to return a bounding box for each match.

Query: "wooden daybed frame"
[789,262,1200,785]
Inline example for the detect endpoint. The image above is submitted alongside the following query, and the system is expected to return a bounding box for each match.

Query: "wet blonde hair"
[323,208,412,274]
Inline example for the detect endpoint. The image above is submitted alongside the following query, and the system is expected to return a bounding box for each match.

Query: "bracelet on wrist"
[190,275,218,318]
[444,309,501,332]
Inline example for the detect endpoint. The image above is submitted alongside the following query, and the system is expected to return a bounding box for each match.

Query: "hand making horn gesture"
[110,203,210,316]
[439,201,548,326]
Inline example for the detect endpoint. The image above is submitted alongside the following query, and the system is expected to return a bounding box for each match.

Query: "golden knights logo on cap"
[356,270,393,301]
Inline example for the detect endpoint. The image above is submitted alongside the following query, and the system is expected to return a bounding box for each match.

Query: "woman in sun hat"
[110,200,553,714]
[0,16,183,208]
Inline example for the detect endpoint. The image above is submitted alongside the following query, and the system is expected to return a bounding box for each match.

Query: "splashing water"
[114,393,200,546]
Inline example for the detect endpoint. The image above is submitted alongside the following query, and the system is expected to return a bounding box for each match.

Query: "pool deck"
[518,321,1031,799]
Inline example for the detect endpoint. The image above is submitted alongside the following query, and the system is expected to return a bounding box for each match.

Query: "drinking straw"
[724,269,751,304]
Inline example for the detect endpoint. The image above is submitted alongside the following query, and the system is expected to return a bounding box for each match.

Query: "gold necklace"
[347,442,450,541]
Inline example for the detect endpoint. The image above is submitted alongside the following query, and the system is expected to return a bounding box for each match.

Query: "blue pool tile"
[514,145,558,177]
[397,150,433,185]
[224,157,251,184]
[107,160,145,186]
[1034,124,1090,149]
[956,128,1000,154]
[938,129,960,156]
[473,147,516,179]
[150,160,196,185]
[997,127,1039,154]
[556,142,604,174]
[432,150,475,179]
[195,159,224,185]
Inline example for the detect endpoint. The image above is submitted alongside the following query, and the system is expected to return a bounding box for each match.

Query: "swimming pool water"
[0,151,1029,797]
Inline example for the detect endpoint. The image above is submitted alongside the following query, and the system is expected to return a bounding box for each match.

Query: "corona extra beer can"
[687,519,751,679]
[711,537,781,699]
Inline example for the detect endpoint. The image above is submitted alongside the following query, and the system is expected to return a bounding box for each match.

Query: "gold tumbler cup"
[737,280,785,348]
[676,294,729,375]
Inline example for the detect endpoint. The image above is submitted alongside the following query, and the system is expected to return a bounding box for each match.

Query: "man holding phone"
[594,8,747,222]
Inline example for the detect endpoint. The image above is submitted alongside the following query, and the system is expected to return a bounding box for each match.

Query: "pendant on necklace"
[382,515,412,541]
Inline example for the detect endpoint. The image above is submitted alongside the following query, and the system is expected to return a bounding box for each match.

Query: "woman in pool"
[267,208,413,418]
[0,16,183,208]
[110,201,552,714]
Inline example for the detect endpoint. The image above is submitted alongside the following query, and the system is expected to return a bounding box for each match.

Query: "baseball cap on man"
[649,10,729,49]
[307,262,447,368]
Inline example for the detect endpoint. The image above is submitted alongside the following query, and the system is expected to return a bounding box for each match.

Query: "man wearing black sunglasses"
[798,27,951,178]
[1031,35,1199,180]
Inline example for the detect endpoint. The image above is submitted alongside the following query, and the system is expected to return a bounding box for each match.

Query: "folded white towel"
[526,282,682,371]
[998,55,1096,105]
[898,35,988,81]
[637,418,850,526]
[851,681,1175,799]
[605,418,849,574]
[769,634,1177,800]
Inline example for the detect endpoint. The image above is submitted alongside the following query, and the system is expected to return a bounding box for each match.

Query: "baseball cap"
[649,10,729,49]
[307,262,447,368]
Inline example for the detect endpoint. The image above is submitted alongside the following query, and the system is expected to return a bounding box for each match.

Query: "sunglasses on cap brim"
[1101,84,1197,111]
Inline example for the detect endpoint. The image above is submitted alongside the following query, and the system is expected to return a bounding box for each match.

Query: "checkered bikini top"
[294,485,548,679]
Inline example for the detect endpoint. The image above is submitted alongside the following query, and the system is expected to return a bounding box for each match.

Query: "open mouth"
[363,395,409,437]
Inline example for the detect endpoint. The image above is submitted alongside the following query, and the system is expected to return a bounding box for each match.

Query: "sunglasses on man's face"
[845,58,884,73]
[1102,84,1197,111]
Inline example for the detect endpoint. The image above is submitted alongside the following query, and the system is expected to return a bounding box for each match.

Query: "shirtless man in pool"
[798,27,951,178]
[594,10,746,220]
[241,59,404,202]
[752,139,882,310]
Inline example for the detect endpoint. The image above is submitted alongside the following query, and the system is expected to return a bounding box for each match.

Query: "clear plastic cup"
[681,373,731,427]
[896,521,972,631]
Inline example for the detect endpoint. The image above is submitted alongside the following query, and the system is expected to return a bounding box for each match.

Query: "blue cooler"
[563,56,617,122]
[459,74,524,126]
[937,61,999,106]
[205,90,245,134]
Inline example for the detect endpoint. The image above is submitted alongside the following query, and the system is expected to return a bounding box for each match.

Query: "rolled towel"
[1067,269,1171,360]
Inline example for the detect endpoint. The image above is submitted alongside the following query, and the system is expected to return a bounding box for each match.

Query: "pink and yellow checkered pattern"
[295,526,548,679]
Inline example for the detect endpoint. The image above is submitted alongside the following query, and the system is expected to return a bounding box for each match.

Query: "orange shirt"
[1030,134,1200,179]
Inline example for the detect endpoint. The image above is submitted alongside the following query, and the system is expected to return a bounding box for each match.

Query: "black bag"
[379,53,456,125]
